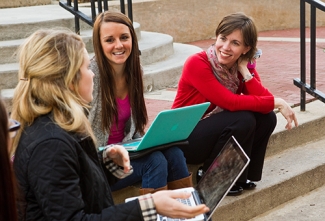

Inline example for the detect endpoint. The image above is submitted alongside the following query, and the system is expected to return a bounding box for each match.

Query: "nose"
[115,39,123,48]
[223,41,230,50]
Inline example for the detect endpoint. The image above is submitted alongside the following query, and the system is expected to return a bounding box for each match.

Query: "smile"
[113,51,125,55]
[220,51,231,57]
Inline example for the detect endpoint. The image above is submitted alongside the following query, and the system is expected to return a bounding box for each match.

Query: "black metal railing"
[59,0,133,33]
[294,0,325,111]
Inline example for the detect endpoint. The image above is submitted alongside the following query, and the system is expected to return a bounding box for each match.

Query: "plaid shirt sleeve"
[102,146,133,179]
[138,194,157,221]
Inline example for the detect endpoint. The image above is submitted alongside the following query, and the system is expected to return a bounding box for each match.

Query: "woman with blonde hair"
[11,28,208,220]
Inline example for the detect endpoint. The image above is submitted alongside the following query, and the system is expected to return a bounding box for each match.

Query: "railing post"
[127,0,133,22]
[60,0,134,28]
[98,0,103,13]
[73,0,80,34]
[310,5,316,90]
[90,0,96,22]
[300,0,306,111]
[120,0,125,14]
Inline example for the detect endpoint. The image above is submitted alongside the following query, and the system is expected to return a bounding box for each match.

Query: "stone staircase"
[0,4,202,110]
[2,3,325,221]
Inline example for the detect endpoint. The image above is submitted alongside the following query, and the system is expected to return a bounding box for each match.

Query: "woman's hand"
[274,98,299,130]
[152,190,209,219]
[238,57,253,81]
[105,145,131,173]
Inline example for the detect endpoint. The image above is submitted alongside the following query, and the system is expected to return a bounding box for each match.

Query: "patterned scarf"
[205,44,240,117]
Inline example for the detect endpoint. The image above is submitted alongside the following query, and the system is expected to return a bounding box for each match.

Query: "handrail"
[59,0,133,33]
[293,0,325,111]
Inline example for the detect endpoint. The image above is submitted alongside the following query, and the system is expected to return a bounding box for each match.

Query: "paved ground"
[145,27,325,126]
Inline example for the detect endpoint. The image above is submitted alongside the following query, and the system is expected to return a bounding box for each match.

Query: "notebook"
[126,135,250,221]
[116,102,210,152]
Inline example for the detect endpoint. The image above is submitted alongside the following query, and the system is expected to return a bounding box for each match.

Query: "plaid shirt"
[102,148,157,220]
[138,194,157,221]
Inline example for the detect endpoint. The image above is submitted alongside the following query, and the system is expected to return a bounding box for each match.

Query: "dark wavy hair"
[0,98,18,221]
[92,11,147,135]
[215,12,257,61]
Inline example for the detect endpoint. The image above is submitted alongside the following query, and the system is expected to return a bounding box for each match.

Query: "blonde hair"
[10,28,95,156]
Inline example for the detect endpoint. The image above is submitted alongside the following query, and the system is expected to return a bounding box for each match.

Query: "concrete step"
[214,134,325,221]
[142,42,202,91]
[0,30,93,65]
[0,63,18,90]
[0,5,91,41]
[138,31,174,65]
[250,184,325,221]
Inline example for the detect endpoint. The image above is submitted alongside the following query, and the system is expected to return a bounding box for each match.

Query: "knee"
[163,147,186,163]
[266,111,277,129]
[146,151,168,169]
[233,111,257,133]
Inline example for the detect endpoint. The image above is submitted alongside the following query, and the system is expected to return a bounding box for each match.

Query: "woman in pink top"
[89,11,193,195]
[172,12,298,196]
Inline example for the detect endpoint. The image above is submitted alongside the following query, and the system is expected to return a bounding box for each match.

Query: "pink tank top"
[107,95,131,144]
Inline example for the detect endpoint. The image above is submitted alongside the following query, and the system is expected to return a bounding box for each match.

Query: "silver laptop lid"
[195,136,250,220]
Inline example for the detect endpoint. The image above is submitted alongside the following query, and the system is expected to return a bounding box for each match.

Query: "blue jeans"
[110,146,189,191]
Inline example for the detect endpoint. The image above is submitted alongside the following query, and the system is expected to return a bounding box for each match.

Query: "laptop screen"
[195,136,250,219]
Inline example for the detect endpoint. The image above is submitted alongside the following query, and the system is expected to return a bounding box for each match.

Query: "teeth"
[114,52,123,55]
[220,51,230,57]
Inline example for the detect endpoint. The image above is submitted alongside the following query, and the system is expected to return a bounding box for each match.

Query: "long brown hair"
[92,11,147,135]
[0,98,18,221]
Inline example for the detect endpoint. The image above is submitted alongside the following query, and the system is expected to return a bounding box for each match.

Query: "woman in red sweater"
[172,12,298,196]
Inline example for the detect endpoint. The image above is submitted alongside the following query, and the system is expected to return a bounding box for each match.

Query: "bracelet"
[242,73,255,82]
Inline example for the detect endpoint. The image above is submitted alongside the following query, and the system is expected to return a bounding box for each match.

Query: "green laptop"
[119,102,210,152]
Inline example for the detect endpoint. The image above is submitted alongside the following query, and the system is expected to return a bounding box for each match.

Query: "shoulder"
[182,51,210,75]
[16,115,79,159]
[186,51,206,61]
[184,51,209,67]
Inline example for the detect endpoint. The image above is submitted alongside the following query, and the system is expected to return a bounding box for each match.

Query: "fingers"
[170,204,209,219]
[153,191,209,219]
[279,102,298,130]
[106,145,131,171]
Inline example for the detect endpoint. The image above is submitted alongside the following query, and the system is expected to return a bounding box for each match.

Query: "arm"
[88,58,109,147]
[101,144,133,178]
[184,54,274,113]
[239,58,298,130]
[274,98,299,130]
[28,139,144,221]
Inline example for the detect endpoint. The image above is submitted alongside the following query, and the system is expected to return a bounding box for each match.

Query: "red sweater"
[172,51,274,115]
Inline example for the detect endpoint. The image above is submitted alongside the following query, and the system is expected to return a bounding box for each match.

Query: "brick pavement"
[145,27,325,126]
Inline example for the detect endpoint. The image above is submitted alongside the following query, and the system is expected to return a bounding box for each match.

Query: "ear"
[243,46,251,55]
[69,83,74,91]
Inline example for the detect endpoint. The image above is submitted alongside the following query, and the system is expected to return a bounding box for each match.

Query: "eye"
[105,38,114,43]
[121,35,130,41]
